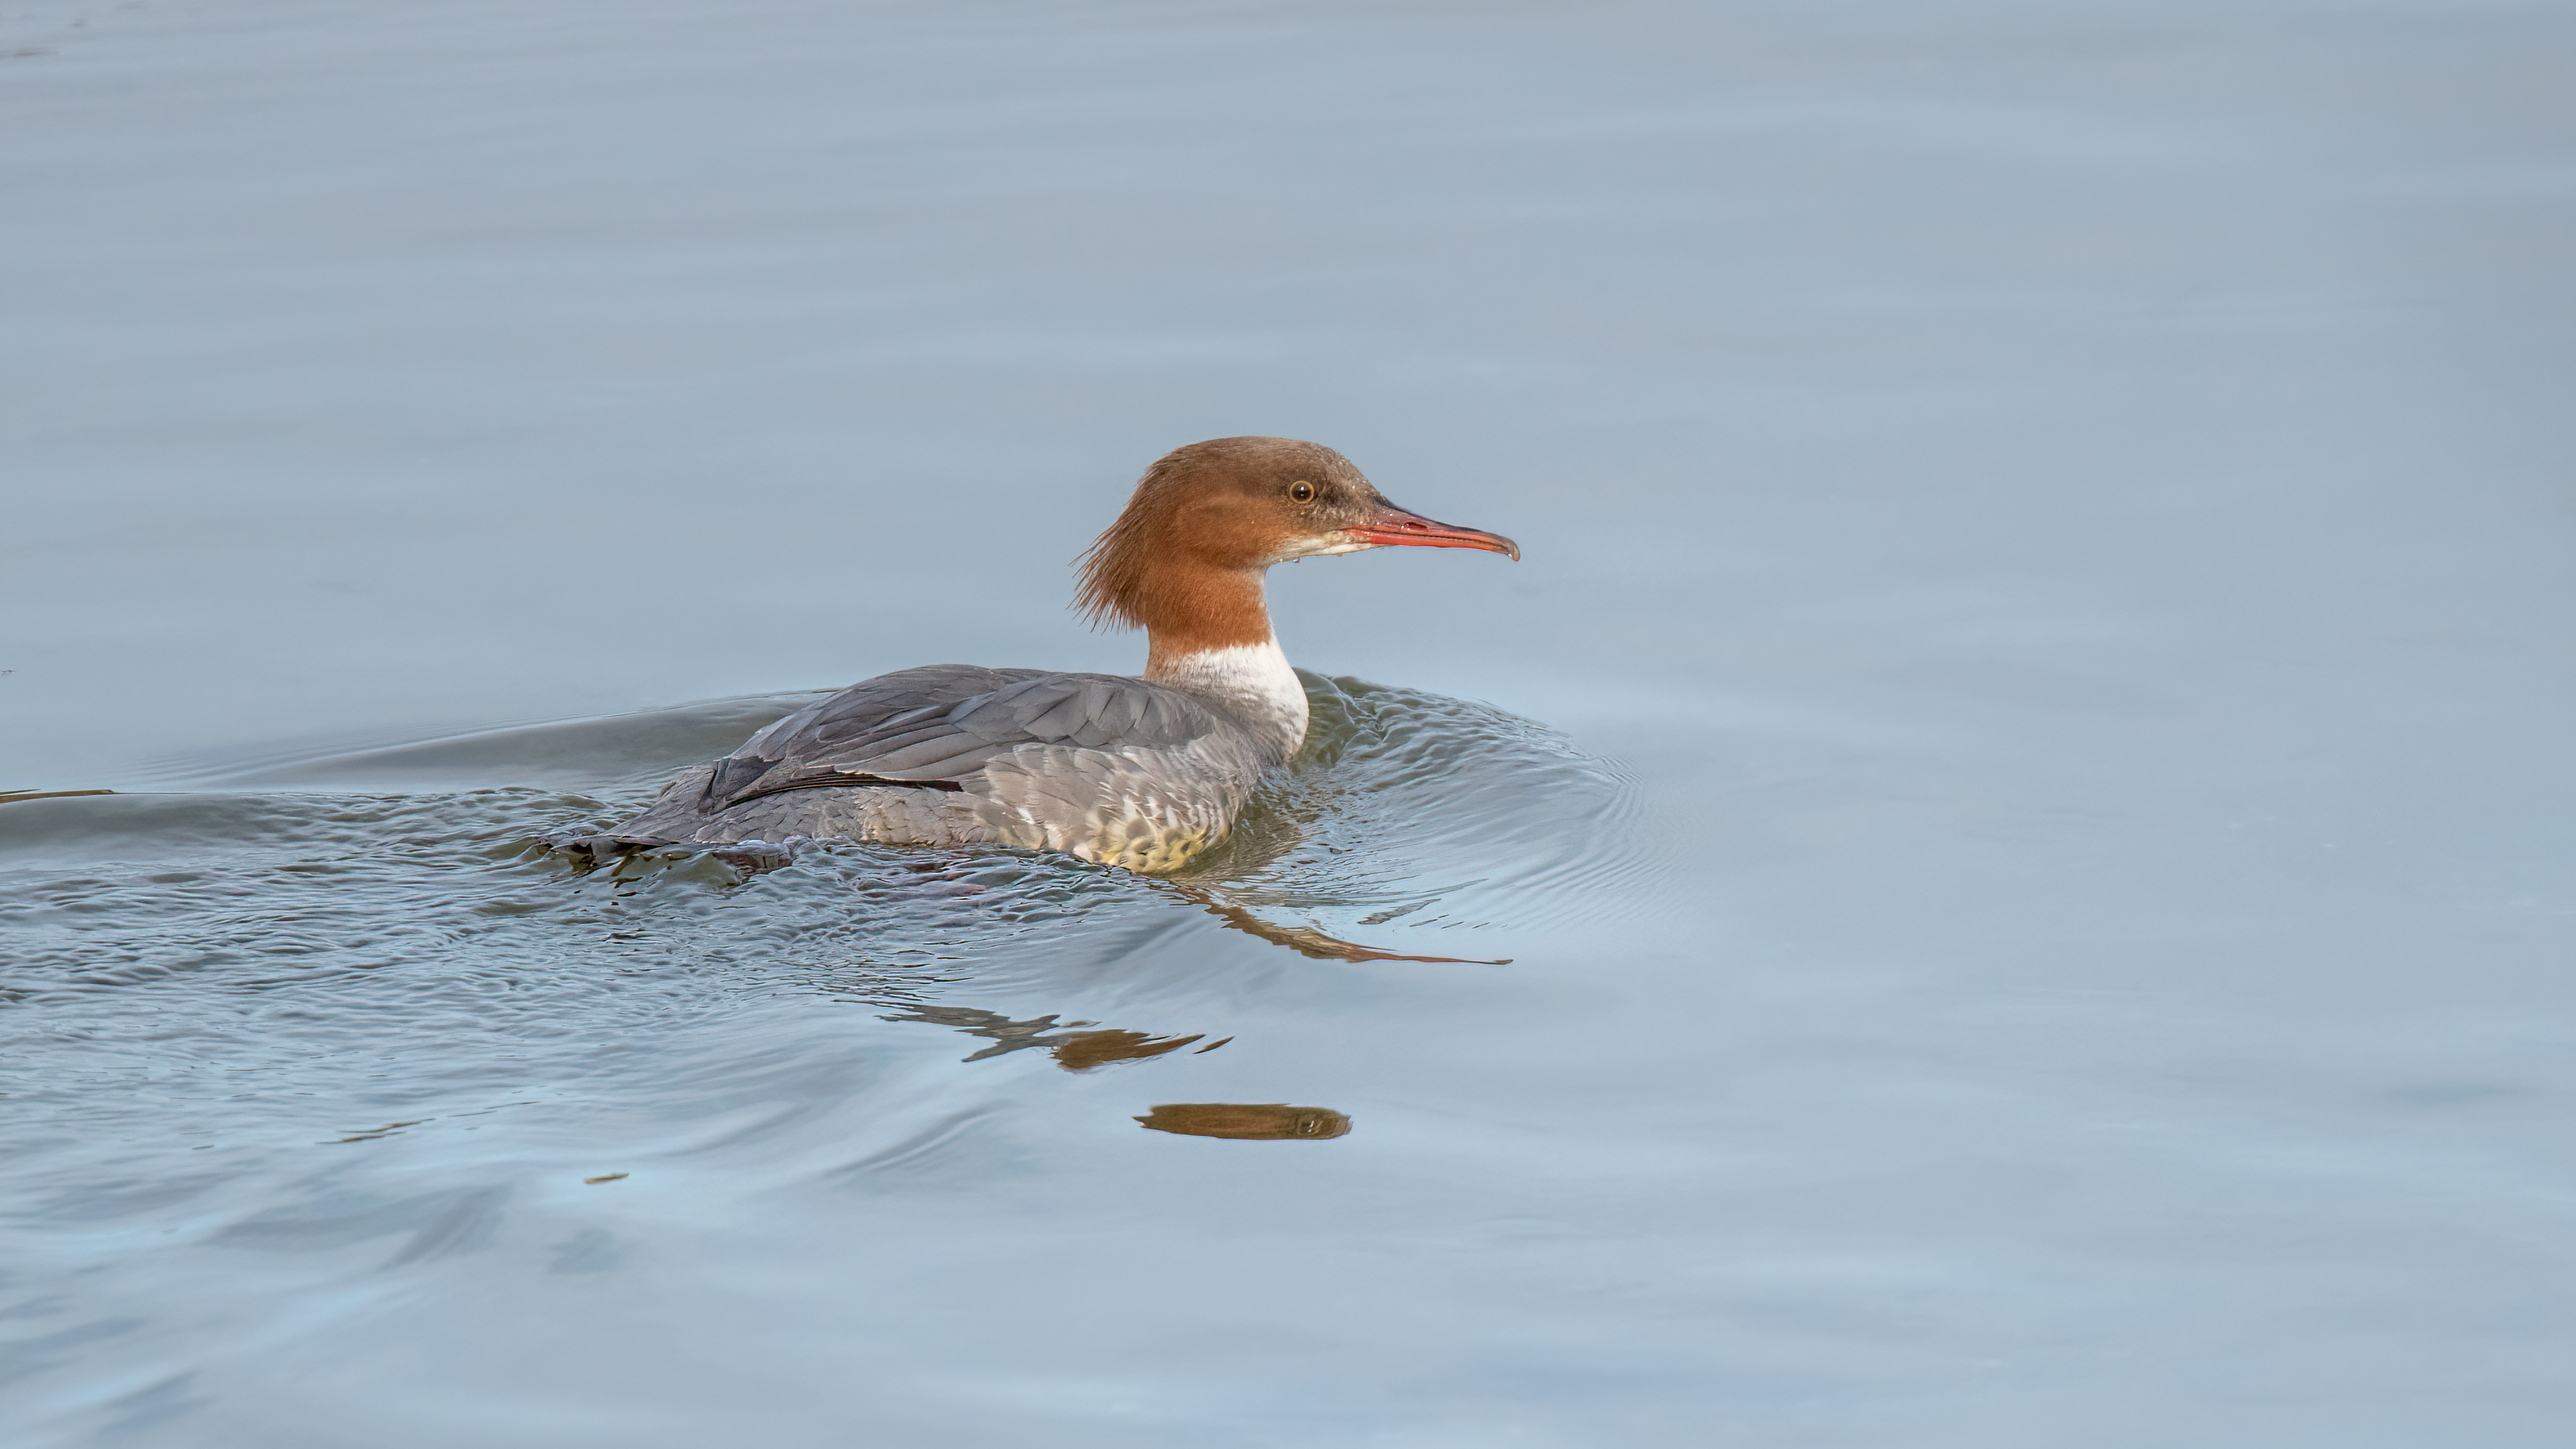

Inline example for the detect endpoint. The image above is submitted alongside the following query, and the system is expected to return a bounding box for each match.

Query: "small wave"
[134,692,832,793]
[0,677,1657,1147]
[1179,672,1665,935]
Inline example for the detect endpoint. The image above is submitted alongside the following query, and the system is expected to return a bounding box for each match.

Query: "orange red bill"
[1354,504,1521,560]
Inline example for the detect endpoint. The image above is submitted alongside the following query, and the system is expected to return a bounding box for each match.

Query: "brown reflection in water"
[0,789,116,804]
[1052,1028,1219,1072]
[1172,890,1509,966]
[878,1003,1228,1072]
[1136,1104,1352,1140]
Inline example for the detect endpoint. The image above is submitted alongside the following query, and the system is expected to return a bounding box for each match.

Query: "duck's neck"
[1135,564,1309,759]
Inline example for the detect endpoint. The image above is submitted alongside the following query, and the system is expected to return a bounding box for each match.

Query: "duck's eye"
[1289,480,1315,502]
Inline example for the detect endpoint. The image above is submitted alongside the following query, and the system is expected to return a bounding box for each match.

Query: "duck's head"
[1077,436,1518,629]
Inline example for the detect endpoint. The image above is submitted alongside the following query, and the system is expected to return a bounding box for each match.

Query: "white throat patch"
[1148,639,1309,758]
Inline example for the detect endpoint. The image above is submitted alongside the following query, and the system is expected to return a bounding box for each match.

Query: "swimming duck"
[580,435,1517,872]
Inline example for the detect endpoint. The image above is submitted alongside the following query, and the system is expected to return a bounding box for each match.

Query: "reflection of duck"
[1174,888,1507,965]
[870,1007,1352,1140]
[877,1002,1230,1071]
[1136,1104,1351,1140]
[568,437,1514,873]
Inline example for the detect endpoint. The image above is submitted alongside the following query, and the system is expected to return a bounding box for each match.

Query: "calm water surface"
[4,1,2573,1445]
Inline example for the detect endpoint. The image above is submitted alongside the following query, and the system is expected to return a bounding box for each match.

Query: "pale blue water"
[4,1,2573,1445]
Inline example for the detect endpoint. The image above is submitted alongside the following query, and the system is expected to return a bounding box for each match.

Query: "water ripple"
[0,676,1652,1220]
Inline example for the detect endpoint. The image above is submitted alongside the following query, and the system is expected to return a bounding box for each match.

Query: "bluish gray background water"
[4,1,2572,1445]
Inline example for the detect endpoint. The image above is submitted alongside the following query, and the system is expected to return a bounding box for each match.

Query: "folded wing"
[598,665,1269,869]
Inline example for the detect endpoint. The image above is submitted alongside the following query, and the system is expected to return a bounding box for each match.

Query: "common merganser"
[581,436,1517,872]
